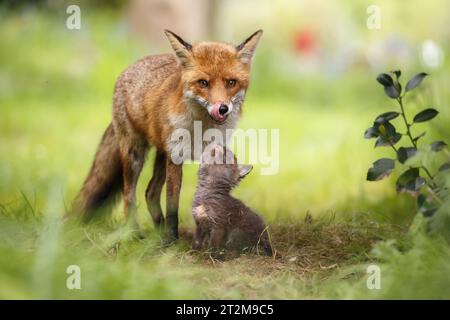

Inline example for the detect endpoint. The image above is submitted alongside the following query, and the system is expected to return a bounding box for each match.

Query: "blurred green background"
[0,0,449,299]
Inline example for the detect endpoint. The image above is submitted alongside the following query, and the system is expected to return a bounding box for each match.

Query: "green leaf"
[431,141,447,152]
[364,127,379,139]
[391,133,402,145]
[374,137,389,148]
[375,133,401,148]
[397,147,417,164]
[367,158,395,181]
[417,193,438,217]
[392,70,401,79]
[374,111,400,124]
[439,162,450,172]
[394,81,402,96]
[377,121,396,137]
[405,73,428,92]
[413,108,438,123]
[384,85,400,99]
[396,168,425,196]
[376,73,394,87]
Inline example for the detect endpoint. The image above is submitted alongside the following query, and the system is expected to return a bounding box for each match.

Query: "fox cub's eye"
[198,79,209,88]
[226,79,237,88]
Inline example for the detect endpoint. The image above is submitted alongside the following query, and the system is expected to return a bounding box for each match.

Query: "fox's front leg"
[145,150,166,230]
[208,227,226,255]
[165,160,182,241]
[192,224,208,251]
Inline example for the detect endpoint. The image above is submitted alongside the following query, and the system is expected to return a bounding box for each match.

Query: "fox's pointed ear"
[236,30,263,64]
[164,30,193,67]
[238,164,253,178]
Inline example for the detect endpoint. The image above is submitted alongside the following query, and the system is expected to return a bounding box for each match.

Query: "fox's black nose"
[219,104,229,115]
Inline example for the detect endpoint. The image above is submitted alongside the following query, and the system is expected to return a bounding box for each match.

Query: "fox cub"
[192,145,273,256]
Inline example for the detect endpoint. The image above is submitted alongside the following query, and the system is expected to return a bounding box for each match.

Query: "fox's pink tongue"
[210,103,226,122]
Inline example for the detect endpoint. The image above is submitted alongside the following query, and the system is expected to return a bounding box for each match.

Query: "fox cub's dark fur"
[192,145,273,256]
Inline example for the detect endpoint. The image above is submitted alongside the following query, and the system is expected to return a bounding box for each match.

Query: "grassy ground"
[0,195,407,299]
[1,8,450,299]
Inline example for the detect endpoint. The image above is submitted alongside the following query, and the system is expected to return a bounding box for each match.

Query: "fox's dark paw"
[162,230,178,246]
[208,249,226,261]
[192,240,204,251]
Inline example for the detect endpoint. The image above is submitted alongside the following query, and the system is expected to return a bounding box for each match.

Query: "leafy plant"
[365,70,449,217]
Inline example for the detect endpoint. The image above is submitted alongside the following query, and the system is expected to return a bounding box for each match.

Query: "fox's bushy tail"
[71,123,123,221]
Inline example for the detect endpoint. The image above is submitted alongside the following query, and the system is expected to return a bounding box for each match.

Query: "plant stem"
[426,186,443,206]
[421,166,434,180]
[421,166,438,189]
[397,96,417,148]
[398,96,438,190]
[388,142,398,153]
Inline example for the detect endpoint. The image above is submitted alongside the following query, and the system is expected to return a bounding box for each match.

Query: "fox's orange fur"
[72,30,263,240]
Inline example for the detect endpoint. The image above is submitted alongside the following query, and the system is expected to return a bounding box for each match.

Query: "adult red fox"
[72,29,263,241]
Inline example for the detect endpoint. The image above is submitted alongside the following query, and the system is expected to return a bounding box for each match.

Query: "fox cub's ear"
[238,164,253,178]
[236,30,263,64]
[164,30,192,67]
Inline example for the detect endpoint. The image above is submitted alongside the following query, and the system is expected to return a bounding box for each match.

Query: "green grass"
[1,8,450,299]
[0,204,407,299]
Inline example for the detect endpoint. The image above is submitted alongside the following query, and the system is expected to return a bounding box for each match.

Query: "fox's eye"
[226,79,237,88]
[198,79,209,88]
